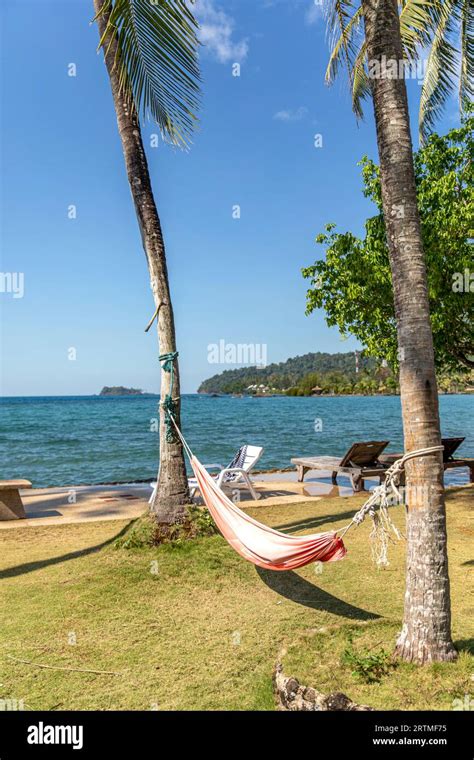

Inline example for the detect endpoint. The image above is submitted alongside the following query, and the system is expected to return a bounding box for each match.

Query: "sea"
[0,394,472,489]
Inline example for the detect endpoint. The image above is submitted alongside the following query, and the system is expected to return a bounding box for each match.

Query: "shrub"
[341,633,395,683]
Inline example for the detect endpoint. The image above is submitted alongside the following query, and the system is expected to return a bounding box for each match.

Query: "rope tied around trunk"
[159,351,179,443]
[338,445,444,567]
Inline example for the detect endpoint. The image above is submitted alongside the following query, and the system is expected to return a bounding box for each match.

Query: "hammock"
[179,421,442,571]
[190,454,346,570]
[156,352,443,571]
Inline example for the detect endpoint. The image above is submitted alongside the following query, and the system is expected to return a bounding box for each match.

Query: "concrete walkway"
[0,471,370,530]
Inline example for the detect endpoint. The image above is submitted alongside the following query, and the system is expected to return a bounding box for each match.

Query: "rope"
[167,411,194,461]
[158,352,179,443]
[338,445,444,567]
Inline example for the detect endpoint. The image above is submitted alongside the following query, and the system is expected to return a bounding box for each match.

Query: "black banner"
[0,710,472,758]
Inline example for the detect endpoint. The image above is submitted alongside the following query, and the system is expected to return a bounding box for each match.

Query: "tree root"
[273,663,373,711]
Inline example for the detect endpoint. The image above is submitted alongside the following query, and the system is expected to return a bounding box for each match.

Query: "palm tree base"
[150,486,192,524]
[394,629,458,664]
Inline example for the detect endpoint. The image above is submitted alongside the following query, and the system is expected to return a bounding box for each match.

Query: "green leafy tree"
[303,114,474,370]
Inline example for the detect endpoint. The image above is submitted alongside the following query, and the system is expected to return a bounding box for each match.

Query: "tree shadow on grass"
[273,509,358,535]
[455,638,474,654]
[256,567,380,620]
[0,521,133,580]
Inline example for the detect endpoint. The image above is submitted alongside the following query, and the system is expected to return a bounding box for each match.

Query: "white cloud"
[261,0,325,24]
[305,1,324,26]
[194,0,249,64]
[273,106,308,122]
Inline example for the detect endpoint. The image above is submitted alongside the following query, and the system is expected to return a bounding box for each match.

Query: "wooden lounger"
[291,441,390,492]
[441,438,474,479]
[0,479,32,520]
[380,437,474,483]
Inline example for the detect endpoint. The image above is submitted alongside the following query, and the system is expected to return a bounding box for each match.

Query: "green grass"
[281,623,473,710]
[0,487,472,710]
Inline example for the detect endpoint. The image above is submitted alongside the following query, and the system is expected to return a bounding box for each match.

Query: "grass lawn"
[1,487,472,711]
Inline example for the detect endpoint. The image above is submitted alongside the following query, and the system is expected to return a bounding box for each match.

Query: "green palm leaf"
[325,0,433,119]
[351,41,370,119]
[325,2,363,87]
[398,0,433,57]
[459,0,474,111]
[325,0,471,138]
[96,0,201,147]
[418,0,460,143]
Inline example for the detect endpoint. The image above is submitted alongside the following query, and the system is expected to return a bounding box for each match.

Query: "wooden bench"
[0,480,32,520]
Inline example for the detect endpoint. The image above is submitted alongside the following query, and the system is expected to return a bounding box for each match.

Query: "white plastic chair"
[149,445,264,504]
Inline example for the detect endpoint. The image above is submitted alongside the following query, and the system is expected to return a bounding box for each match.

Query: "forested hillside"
[198,352,375,394]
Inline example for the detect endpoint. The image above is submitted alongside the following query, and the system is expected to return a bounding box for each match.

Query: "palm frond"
[399,0,434,58]
[459,0,474,110]
[351,41,370,119]
[325,0,470,135]
[96,0,201,148]
[325,0,435,119]
[419,0,461,143]
[325,4,363,86]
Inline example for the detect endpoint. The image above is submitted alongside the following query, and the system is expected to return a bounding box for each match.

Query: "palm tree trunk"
[94,0,190,523]
[361,0,456,662]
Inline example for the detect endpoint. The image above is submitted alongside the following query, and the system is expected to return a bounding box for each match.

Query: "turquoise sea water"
[0,394,472,488]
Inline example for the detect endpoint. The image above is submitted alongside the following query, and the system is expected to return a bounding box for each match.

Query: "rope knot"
[338,444,445,566]
[158,352,179,443]
[159,351,179,373]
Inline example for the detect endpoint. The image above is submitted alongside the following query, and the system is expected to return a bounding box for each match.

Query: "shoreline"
[22,468,472,492]
[1,390,474,400]
[198,391,473,398]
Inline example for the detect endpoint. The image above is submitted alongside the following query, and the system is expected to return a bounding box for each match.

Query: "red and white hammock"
[167,414,443,572]
[190,454,347,570]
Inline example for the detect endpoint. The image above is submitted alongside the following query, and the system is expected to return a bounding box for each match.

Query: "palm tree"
[325,0,457,662]
[93,0,200,524]
[326,0,473,142]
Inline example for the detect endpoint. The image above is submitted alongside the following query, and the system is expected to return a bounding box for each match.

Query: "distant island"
[99,386,157,397]
[198,351,473,397]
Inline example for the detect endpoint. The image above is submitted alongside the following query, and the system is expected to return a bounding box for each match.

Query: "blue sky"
[0,0,457,395]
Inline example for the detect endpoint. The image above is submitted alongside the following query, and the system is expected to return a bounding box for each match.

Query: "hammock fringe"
[340,444,443,567]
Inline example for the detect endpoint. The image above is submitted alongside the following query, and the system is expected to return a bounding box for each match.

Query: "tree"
[325,0,457,662]
[326,0,473,142]
[93,0,200,523]
[303,113,474,370]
